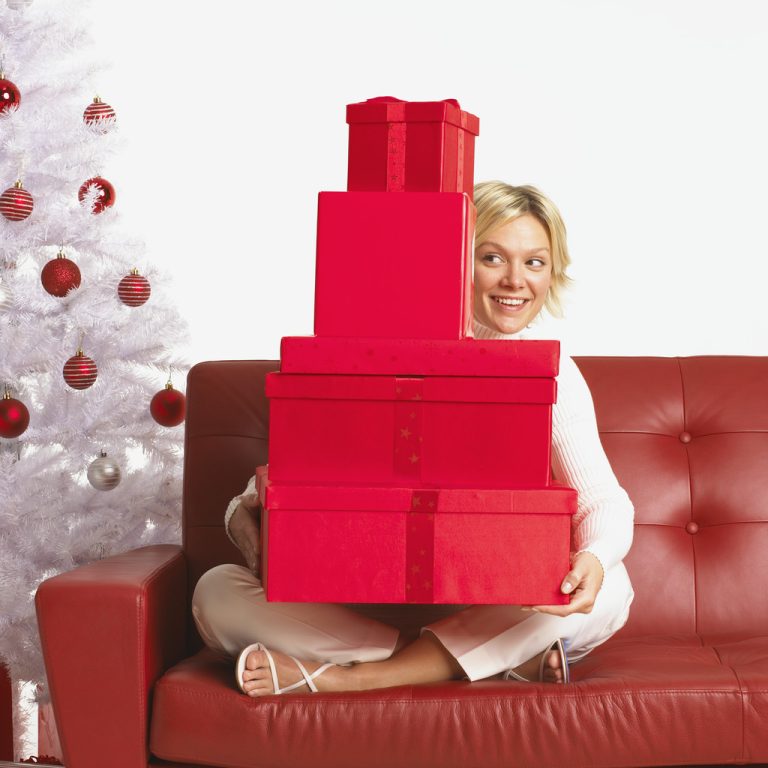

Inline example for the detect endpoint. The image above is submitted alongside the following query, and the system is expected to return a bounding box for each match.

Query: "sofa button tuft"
[679,431,692,443]
[685,521,699,535]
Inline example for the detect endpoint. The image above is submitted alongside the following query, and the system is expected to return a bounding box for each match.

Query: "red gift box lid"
[347,96,480,135]
[265,372,556,404]
[281,337,560,378]
[256,465,576,515]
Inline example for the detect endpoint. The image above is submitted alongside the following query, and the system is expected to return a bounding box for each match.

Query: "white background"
[89,0,768,362]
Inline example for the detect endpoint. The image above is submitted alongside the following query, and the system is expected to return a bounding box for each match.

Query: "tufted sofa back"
[182,357,768,651]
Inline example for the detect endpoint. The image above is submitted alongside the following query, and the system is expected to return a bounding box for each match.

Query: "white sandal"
[504,638,571,684]
[235,642,336,695]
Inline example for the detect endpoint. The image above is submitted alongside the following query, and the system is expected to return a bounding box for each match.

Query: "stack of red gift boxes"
[257,97,576,605]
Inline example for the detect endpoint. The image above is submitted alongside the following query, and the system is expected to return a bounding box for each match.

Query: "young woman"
[191,181,636,695]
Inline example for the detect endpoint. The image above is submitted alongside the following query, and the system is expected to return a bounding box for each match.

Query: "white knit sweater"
[471,319,634,573]
[225,323,635,575]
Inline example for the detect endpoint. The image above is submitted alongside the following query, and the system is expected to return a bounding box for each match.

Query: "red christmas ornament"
[0,180,34,221]
[0,77,21,114]
[0,388,30,438]
[78,176,115,214]
[150,381,186,427]
[118,269,151,307]
[41,251,81,297]
[63,349,98,390]
[83,96,116,129]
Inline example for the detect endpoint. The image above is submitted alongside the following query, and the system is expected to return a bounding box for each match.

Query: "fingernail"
[562,582,574,593]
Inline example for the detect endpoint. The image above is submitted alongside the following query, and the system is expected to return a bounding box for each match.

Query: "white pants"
[192,562,634,681]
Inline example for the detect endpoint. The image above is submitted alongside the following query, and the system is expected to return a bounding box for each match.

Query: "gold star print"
[412,496,421,507]
[409,412,416,419]
[400,427,412,439]
[409,454,420,464]
[427,500,435,509]
[412,393,422,401]
[419,549,427,556]
[411,564,421,574]
[424,580,432,589]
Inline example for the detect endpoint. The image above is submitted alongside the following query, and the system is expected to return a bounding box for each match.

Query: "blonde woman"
[192,181,636,695]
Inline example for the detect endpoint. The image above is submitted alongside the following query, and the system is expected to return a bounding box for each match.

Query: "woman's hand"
[521,551,605,617]
[229,493,261,576]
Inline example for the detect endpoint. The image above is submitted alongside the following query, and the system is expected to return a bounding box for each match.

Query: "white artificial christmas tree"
[0,0,188,759]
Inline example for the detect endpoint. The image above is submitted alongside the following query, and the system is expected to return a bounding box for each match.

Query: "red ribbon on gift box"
[373,97,468,193]
[406,489,438,602]
[393,377,424,480]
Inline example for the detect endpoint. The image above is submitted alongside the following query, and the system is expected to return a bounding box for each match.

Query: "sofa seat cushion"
[150,637,768,768]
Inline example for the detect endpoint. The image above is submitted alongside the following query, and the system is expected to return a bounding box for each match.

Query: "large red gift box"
[265,371,556,488]
[346,97,480,197]
[314,191,474,339]
[256,466,575,605]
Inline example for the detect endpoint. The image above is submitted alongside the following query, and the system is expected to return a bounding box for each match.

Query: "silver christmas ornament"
[6,0,33,9]
[87,451,121,491]
[0,279,11,312]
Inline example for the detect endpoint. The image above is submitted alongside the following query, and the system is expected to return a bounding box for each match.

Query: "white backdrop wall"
[90,0,768,362]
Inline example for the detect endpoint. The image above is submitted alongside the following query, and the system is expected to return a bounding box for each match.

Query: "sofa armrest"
[35,544,187,768]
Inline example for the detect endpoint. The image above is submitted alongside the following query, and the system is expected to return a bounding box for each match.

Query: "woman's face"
[474,214,553,334]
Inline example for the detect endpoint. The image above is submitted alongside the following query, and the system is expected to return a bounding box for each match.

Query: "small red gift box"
[256,466,576,605]
[265,371,556,488]
[280,336,560,378]
[314,191,474,339]
[346,96,480,197]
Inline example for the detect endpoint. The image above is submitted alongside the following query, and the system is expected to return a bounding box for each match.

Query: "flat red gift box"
[346,96,480,197]
[314,191,474,340]
[280,337,560,378]
[265,372,556,488]
[256,466,575,605]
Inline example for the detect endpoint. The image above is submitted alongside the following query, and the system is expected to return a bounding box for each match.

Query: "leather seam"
[154,686,754,702]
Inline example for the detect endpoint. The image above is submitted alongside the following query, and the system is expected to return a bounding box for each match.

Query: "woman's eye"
[528,257,547,267]
[481,253,503,264]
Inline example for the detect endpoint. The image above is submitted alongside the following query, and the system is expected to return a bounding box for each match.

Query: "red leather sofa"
[35,356,768,768]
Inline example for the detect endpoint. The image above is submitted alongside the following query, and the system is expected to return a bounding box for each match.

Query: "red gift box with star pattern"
[256,465,575,605]
[265,369,557,489]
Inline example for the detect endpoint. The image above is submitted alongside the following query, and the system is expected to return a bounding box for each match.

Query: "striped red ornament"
[63,349,98,390]
[118,269,151,307]
[0,180,34,221]
[78,176,115,214]
[83,96,116,129]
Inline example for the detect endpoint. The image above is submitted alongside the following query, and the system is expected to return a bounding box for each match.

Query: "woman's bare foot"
[510,648,566,683]
[240,647,356,696]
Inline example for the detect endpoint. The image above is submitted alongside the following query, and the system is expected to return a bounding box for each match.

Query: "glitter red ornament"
[63,348,98,390]
[0,387,30,438]
[41,251,81,297]
[118,269,151,307]
[78,176,115,214]
[0,76,21,114]
[150,380,186,427]
[83,96,116,130]
[0,180,34,221]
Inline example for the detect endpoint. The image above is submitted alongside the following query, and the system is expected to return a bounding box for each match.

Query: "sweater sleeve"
[224,474,257,547]
[551,354,635,573]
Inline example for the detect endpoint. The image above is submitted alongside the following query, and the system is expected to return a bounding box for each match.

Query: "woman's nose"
[501,264,525,289]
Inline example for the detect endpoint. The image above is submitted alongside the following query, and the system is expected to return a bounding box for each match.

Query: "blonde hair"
[473,181,573,318]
